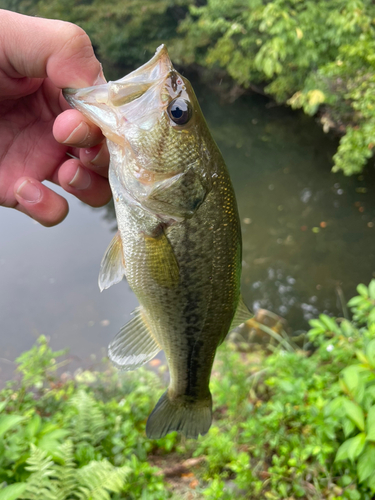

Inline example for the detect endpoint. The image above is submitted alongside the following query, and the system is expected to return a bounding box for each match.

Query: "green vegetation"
[177,0,375,176]
[3,0,192,72]
[5,0,375,175]
[1,282,375,498]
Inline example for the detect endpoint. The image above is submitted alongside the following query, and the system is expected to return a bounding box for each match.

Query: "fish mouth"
[123,45,174,84]
[62,45,185,143]
[63,45,174,107]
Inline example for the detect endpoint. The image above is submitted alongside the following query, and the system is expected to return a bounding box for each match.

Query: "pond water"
[1,75,375,383]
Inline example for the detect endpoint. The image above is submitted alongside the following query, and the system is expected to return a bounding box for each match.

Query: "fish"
[63,45,252,439]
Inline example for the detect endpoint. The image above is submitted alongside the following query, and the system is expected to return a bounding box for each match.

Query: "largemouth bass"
[64,46,252,439]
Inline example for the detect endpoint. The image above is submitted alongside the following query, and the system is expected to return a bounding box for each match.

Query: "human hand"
[0,10,111,226]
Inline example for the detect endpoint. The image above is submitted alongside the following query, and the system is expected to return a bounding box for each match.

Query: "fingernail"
[85,144,104,165]
[16,180,42,203]
[68,166,91,190]
[63,121,90,145]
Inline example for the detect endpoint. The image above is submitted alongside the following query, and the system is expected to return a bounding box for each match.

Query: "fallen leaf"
[149,359,162,367]
[189,479,199,489]
[182,472,194,478]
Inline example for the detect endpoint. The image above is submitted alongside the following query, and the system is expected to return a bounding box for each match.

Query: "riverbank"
[1,283,375,499]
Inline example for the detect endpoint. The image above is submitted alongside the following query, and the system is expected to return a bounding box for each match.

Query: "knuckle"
[55,23,94,62]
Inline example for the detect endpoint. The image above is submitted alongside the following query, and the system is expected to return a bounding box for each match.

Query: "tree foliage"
[4,0,191,71]
[177,0,375,175]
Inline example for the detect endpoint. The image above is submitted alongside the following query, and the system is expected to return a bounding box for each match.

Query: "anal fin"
[108,307,161,371]
[98,231,126,292]
[230,295,253,330]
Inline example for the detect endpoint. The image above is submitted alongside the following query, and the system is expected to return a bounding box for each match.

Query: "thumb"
[0,9,104,89]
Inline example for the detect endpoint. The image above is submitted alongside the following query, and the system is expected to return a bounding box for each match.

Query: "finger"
[53,109,104,147]
[80,143,110,177]
[57,159,112,207]
[0,10,105,88]
[14,177,69,227]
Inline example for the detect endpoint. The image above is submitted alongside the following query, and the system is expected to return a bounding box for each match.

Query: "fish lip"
[117,44,174,86]
[62,45,175,111]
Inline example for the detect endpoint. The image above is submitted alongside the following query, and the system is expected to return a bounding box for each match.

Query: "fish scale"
[63,45,252,439]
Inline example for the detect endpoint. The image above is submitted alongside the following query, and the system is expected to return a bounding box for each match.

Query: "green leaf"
[343,417,356,438]
[38,429,70,452]
[348,296,366,307]
[367,341,375,368]
[369,280,375,300]
[309,319,325,329]
[308,327,323,337]
[343,400,365,431]
[0,400,8,413]
[327,396,346,414]
[0,415,25,438]
[358,444,375,483]
[341,320,355,337]
[341,366,364,403]
[0,483,27,500]
[357,284,369,298]
[367,406,375,441]
[336,433,366,462]
[336,437,353,462]
[369,308,375,324]
[356,350,369,365]
[366,386,375,401]
[367,471,375,492]
[26,414,41,439]
[318,314,340,334]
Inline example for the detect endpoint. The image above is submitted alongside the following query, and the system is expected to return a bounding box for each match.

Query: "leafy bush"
[0,336,173,499]
[177,0,375,175]
[2,281,375,498]
[191,280,375,498]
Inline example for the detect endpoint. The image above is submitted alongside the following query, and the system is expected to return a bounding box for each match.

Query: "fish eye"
[167,98,192,125]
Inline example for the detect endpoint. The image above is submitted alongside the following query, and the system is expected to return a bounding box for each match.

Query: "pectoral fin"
[98,231,126,292]
[108,307,161,371]
[144,231,179,288]
[230,295,253,331]
[144,169,208,219]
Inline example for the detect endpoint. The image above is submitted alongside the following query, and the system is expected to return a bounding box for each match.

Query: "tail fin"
[146,390,212,439]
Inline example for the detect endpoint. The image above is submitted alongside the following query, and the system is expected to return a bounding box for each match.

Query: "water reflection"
[203,85,375,331]
[90,79,375,331]
[1,74,375,383]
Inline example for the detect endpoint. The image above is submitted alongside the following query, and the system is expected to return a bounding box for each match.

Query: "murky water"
[1,75,375,383]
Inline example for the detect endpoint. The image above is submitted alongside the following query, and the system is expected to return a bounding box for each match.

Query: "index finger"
[0,9,104,88]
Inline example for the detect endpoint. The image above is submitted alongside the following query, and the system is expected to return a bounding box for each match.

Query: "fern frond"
[69,390,106,445]
[19,445,59,500]
[54,440,78,500]
[76,460,130,500]
[23,444,54,476]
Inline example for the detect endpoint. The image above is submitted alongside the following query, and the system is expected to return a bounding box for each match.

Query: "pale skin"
[0,9,111,226]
